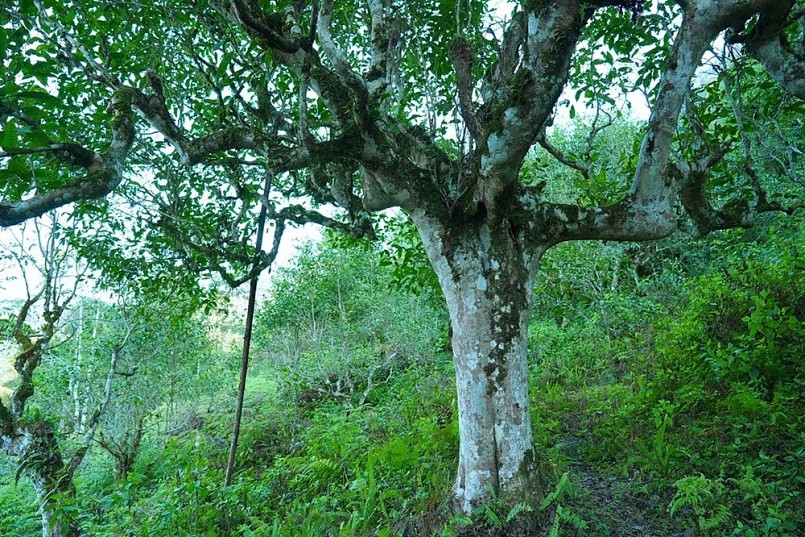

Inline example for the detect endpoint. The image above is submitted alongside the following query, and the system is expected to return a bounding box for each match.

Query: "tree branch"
[480,0,590,183]
[275,203,374,240]
[65,337,123,480]
[366,0,402,110]
[535,131,590,180]
[677,160,803,235]
[450,37,485,142]
[0,90,135,227]
[317,0,366,95]
[673,33,805,236]
[743,1,805,100]
[129,70,346,176]
[0,100,44,131]
[228,0,303,53]
[541,0,796,245]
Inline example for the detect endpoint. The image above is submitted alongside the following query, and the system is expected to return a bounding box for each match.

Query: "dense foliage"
[255,240,445,404]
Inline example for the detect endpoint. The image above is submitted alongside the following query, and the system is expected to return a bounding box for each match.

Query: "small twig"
[536,130,589,179]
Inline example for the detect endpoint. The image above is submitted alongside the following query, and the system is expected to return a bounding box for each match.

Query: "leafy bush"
[0,478,39,536]
[662,233,801,379]
[525,218,803,536]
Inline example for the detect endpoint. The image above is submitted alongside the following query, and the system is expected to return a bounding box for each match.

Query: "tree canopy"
[3,1,801,244]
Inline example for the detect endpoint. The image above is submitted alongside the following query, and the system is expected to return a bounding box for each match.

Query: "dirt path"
[554,435,694,537]
[571,466,682,536]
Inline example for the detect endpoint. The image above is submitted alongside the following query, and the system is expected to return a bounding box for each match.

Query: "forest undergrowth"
[1,216,802,536]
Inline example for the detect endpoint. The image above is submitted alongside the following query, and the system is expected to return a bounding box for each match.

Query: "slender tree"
[0,219,99,537]
[1,0,803,513]
[41,297,216,483]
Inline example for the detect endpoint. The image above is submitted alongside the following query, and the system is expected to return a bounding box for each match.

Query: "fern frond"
[505,501,533,523]
[541,472,573,509]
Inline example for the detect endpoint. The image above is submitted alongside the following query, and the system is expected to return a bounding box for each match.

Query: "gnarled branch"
[0,89,135,227]
[743,1,805,100]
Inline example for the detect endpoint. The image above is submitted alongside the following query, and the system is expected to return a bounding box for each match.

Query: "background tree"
[0,218,97,537]
[34,296,222,482]
[1,0,804,514]
[255,237,444,405]
[0,220,229,536]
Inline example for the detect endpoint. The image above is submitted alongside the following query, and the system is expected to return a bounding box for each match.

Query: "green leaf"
[0,27,8,63]
[1,120,18,149]
[15,90,62,107]
[25,128,51,147]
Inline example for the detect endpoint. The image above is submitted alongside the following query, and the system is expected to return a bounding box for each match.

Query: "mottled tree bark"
[412,210,548,511]
[3,423,80,537]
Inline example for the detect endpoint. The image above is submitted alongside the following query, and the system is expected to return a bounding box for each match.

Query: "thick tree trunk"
[113,455,135,483]
[2,422,80,537]
[110,421,145,482]
[412,211,545,513]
